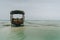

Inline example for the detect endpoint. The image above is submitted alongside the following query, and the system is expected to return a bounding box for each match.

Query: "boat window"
[13,14,22,18]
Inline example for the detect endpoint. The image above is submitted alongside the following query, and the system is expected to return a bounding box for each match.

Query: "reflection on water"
[8,27,25,40]
[0,26,25,40]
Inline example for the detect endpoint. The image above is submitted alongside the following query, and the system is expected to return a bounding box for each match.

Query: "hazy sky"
[0,0,60,20]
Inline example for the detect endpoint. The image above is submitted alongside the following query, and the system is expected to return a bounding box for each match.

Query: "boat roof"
[10,10,24,15]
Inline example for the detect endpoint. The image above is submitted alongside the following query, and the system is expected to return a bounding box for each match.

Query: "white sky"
[0,0,60,20]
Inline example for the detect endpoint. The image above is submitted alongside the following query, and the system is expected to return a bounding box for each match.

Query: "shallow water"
[0,20,60,40]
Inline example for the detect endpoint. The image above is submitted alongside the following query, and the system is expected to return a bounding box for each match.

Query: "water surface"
[0,20,60,40]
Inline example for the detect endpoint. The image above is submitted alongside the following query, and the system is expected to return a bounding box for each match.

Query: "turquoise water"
[0,20,60,40]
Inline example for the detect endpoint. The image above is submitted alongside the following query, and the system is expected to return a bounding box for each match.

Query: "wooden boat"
[10,10,25,26]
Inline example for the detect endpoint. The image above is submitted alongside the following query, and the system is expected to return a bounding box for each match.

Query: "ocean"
[0,20,60,40]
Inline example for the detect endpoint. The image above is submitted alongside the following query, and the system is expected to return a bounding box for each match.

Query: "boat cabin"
[10,10,25,26]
